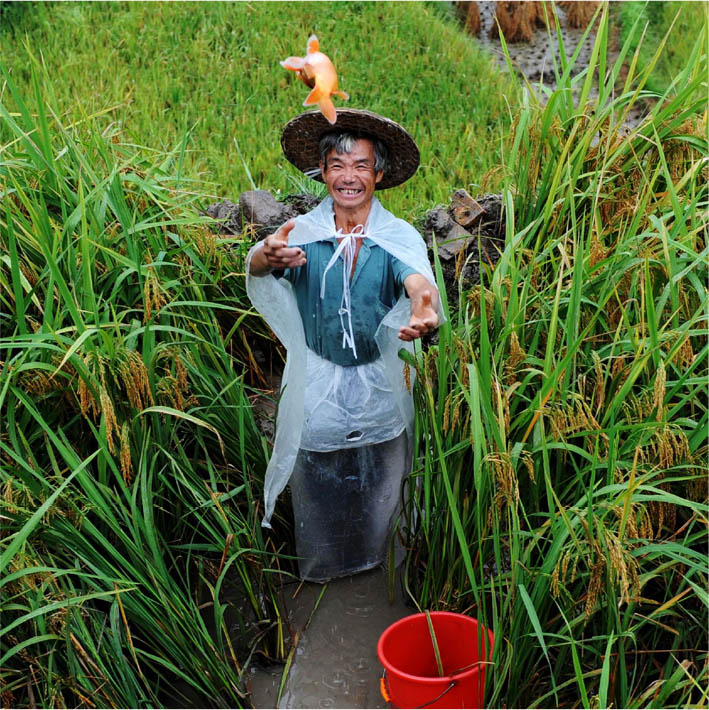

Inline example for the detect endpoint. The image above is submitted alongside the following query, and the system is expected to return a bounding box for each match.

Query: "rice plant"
[0,60,287,708]
[402,6,708,707]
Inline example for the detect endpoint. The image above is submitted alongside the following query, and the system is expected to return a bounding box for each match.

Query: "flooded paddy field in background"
[474,1,648,128]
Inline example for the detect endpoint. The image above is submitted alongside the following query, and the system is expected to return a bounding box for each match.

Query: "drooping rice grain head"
[48,606,68,635]
[613,503,638,539]
[143,263,167,323]
[451,397,464,436]
[157,375,184,411]
[467,287,496,326]
[653,361,666,422]
[174,351,189,395]
[120,422,132,484]
[521,449,535,483]
[403,361,412,393]
[603,527,640,606]
[78,353,99,419]
[504,331,526,384]
[549,404,569,441]
[426,349,437,389]
[19,371,58,398]
[99,386,118,454]
[487,450,519,522]
[638,506,654,540]
[3,478,17,514]
[687,467,708,503]
[650,495,666,538]
[552,549,572,598]
[589,230,607,269]
[442,395,451,434]
[585,557,605,618]
[550,557,561,597]
[592,351,606,415]
[454,335,471,388]
[665,116,707,182]
[611,354,626,381]
[674,335,696,371]
[118,350,154,411]
[194,227,219,261]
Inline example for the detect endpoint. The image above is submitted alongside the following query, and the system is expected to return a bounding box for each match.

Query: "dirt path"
[249,569,411,709]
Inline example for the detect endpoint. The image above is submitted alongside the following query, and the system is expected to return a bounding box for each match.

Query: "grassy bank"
[0,1,516,221]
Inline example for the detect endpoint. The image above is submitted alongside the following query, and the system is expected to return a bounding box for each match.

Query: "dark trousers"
[289,432,410,582]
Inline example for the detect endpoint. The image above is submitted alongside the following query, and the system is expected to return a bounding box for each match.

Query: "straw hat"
[281,108,420,190]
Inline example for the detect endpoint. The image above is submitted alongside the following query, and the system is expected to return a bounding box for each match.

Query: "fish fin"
[319,97,337,124]
[307,34,319,54]
[303,85,324,106]
[297,71,315,88]
[335,90,349,101]
[280,56,305,71]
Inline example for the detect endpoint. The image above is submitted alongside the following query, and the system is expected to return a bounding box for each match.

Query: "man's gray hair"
[319,132,389,175]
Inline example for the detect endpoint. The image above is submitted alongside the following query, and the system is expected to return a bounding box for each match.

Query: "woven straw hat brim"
[281,109,420,190]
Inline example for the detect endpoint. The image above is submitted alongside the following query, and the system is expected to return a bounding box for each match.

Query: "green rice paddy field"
[1,2,707,708]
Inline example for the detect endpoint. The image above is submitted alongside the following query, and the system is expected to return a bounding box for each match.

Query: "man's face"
[320,139,384,213]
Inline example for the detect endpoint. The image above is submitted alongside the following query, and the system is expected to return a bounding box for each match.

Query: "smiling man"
[247,109,440,582]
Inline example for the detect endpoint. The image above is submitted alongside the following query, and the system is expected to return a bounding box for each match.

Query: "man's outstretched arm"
[399,273,440,341]
[249,219,307,276]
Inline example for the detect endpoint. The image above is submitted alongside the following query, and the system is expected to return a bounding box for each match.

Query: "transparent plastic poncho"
[246,196,441,527]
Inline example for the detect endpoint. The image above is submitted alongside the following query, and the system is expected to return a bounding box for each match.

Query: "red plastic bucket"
[377,611,494,709]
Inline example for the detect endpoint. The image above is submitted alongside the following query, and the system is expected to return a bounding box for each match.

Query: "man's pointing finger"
[277,219,296,241]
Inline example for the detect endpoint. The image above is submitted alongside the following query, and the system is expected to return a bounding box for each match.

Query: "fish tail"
[307,34,319,54]
[335,90,349,101]
[318,97,337,124]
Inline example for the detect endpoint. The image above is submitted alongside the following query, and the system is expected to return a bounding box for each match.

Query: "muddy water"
[249,568,412,708]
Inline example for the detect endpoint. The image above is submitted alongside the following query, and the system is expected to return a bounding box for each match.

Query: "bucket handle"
[380,670,456,709]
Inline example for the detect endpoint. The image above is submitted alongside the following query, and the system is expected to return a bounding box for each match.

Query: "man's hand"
[399,275,440,341]
[249,220,307,276]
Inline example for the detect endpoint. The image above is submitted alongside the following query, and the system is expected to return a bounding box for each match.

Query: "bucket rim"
[377,611,494,685]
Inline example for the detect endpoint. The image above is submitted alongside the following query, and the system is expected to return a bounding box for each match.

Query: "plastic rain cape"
[246,196,441,527]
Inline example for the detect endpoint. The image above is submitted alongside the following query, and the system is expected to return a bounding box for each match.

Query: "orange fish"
[280,35,348,124]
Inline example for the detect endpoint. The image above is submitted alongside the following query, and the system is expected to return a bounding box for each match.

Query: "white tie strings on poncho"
[320,223,365,359]
[246,196,443,527]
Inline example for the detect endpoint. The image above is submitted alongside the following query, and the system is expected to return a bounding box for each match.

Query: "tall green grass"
[0,58,290,708]
[403,6,708,708]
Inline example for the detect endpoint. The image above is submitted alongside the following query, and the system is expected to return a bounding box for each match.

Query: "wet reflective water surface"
[249,568,412,709]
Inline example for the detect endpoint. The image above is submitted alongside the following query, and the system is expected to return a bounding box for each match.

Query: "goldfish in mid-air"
[280,35,348,124]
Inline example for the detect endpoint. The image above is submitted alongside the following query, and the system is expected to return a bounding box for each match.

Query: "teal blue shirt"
[281,238,416,366]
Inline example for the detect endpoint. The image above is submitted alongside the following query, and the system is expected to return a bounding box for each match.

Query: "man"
[247,109,440,581]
